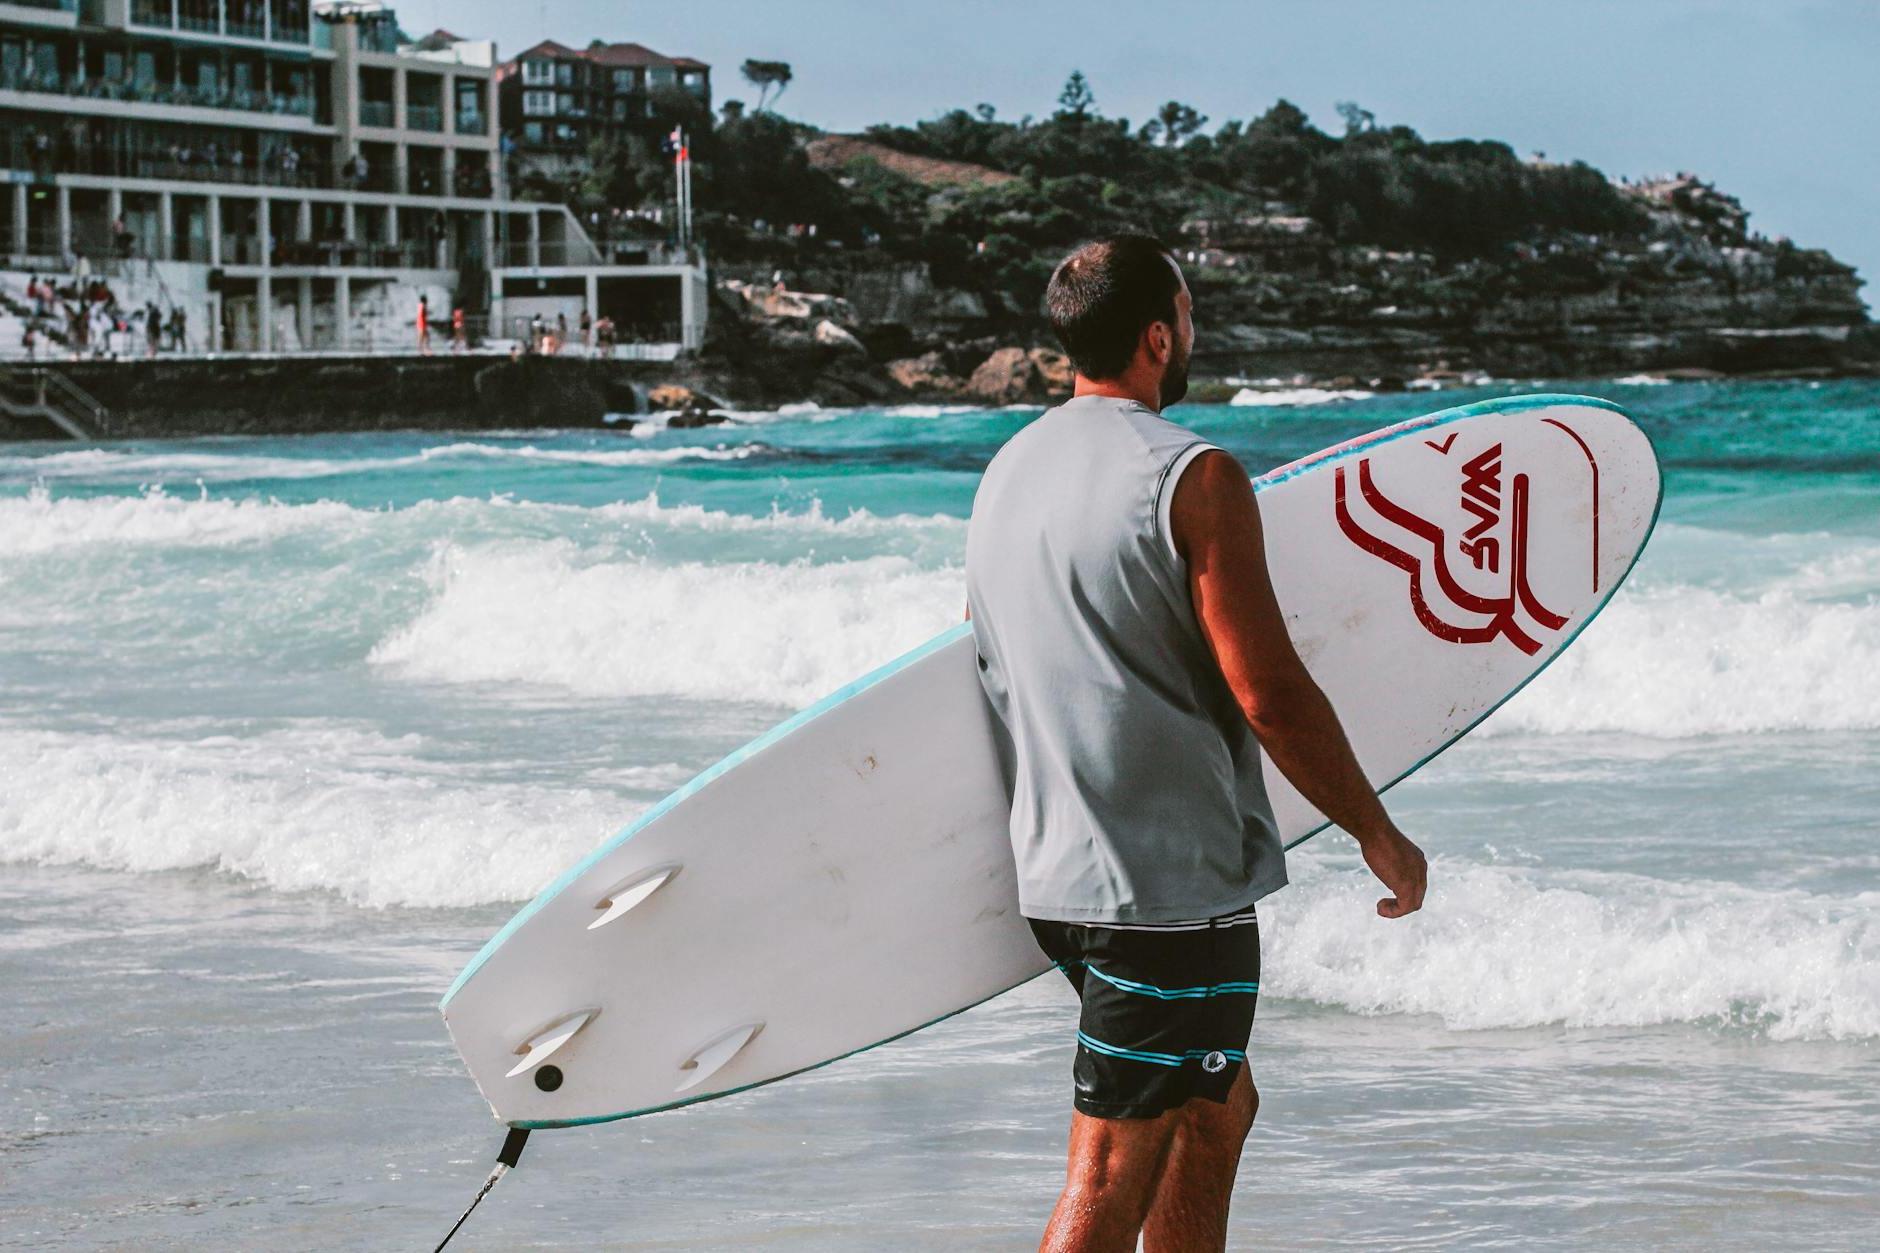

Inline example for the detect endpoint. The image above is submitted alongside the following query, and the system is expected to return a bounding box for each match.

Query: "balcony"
[0,67,316,119]
[454,109,488,135]
[405,104,443,132]
[358,99,394,128]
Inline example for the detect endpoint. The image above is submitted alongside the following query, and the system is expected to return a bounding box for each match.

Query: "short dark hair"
[1044,235,1181,380]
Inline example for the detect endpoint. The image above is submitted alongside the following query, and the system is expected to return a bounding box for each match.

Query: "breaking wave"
[1264,851,1880,1041]
[369,543,963,706]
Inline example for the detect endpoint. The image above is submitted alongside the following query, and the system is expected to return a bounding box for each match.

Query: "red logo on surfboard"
[1334,428,1598,655]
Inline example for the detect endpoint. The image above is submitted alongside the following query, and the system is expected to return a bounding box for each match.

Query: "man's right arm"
[1170,450,1427,919]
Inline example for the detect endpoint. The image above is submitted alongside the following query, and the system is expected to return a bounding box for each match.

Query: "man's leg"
[1041,1106,1181,1253]
[1141,1068,1258,1253]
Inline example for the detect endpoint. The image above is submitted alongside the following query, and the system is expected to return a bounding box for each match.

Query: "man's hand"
[1357,825,1427,919]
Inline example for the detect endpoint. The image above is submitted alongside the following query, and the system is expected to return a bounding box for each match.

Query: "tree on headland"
[741,59,794,112]
[1140,101,1208,147]
[1336,101,1376,137]
[1056,71,1096,123]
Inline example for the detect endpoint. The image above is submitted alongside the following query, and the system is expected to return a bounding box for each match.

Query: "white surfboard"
[442,394,1660,1128]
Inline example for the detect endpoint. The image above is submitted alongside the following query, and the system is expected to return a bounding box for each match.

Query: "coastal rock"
[720,279,858,325]
[1028,347,1075,394]
[887,351,966,395]
[965,347,1044,404]
[960,346,1075,403]
[813,318,868,355]
[650,383,729,412]
[666,407,728,429]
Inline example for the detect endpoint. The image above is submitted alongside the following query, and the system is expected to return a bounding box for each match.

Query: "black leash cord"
[433,1127,531,1252]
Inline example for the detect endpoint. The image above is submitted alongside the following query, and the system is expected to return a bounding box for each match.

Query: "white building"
[0,0,706,354]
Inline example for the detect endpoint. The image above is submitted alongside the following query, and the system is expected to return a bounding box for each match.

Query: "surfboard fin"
[675,1022,763,1093]
[588,864,680,930]
[504,1009,597,1079]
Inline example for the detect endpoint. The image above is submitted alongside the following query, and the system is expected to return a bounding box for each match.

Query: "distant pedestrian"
[416,295,431,354]
[146,301,162,357]
[580,307,592,351]
[168,305,188,353]
[555,312,567,355]
[451,305,466,352]
[528,312,544,353]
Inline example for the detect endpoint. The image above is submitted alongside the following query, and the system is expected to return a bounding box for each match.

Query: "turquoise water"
[1,380,1876,1248]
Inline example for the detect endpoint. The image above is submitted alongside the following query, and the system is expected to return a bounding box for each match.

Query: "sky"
[436,0,1877,301]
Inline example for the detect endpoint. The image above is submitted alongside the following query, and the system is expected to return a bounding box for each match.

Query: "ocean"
[1,380,1875,1249]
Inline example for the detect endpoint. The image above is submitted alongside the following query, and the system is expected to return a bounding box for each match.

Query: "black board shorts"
[1029,912,1261,1120]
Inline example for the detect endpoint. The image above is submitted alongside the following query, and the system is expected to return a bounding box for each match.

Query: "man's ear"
[1144,319,1172,365]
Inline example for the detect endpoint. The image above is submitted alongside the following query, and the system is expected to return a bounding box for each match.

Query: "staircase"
[0,366,108,440]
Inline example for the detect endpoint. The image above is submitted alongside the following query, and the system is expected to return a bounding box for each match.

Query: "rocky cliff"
[709,164,1874,403]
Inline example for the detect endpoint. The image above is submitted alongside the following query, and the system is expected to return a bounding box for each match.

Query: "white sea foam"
[0,487,963,557]
[1264,852,1880,1041]
[1612,374,1674,386]
[1229,386,1375,407]
[0,723,673,908]
[591,493,965,538]
[0,440,766,484]
[0,485,367,553]
[1488,583,1880,735]
[5,724,1870,1040]
[370,544,963,705]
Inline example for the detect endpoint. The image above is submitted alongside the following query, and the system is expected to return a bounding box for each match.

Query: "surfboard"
[441,393,1661,1129]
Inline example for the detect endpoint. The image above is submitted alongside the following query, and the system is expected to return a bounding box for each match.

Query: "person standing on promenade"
[451,305,466,353]
[966,235,1427,1253]
[580,306,593,352]
[416,295,431,355]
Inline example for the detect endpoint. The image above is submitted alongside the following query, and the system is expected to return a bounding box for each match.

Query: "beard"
[1158,339,1191,409]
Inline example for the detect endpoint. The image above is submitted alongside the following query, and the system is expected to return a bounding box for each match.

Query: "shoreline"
[2,351,1878,442]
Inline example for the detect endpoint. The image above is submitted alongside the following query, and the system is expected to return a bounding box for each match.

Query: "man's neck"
[1072,375,1161,413]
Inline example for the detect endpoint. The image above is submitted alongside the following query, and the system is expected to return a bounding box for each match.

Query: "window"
[555,62,572,86]
[612,68,635,92]
[556,92,573,115]
[553,122,575,143]
[521,59,554,85]
[523,121,543,143]
[648,65,675,89]
[522,89,553,116]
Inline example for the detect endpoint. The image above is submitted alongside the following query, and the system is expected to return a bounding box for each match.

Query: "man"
[965,236,1427,1252]
[416,294,431,355]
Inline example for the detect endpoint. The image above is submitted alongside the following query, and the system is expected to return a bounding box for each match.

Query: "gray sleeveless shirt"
[966,395,1286,924]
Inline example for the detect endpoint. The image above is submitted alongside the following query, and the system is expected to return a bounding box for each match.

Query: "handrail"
[37,367,109,425]
[0,365,108,438]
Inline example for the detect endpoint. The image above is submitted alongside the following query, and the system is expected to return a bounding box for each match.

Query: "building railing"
[358,100,394,128]
[0,67,317,119]
[454,110,488,135]
[406,104,444,132]
[496,239,604,268]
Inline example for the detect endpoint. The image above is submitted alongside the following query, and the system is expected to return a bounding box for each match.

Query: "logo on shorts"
[1201,1050,1228,1074]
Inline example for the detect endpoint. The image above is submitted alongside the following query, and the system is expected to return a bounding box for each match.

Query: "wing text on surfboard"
[1332,439,1571,656]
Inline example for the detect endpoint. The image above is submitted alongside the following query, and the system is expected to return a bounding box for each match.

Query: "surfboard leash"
[432,1126,530,1252]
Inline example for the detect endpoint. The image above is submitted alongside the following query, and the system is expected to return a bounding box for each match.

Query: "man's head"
[1045,235,1193,409]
